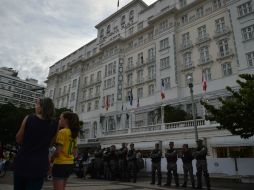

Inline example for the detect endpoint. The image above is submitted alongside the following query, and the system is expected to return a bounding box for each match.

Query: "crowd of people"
[10,97,210,190]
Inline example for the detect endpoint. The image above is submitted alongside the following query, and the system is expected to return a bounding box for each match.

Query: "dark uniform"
[118,143,128,181]
[109,145,118,180]
[127,143,137,183]
[164,142,179,187]
[150,143,162,185]
[94,145,103,179]
[103,147,110,180]
[194,139,211,190]
[180,144,195,188]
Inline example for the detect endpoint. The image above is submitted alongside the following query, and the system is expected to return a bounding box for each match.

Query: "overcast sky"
[0,0,156,85]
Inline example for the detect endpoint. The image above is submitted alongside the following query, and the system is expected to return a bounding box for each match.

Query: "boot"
[182,182,187,187]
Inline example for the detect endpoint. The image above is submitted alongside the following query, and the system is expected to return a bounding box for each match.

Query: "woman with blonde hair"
[52,112,80,190]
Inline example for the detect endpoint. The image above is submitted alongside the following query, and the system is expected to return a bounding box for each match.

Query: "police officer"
[102,147,110,180]
[194,139,211,190]
[94,145,103,179]
[164,141,179,187]
[127,143,137,183]
[180,144,195,188]
[109,145,118,180]
[118,143,128,181]
[150,143,162,186]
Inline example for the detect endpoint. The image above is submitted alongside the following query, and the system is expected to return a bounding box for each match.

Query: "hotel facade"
[46,0,254,158]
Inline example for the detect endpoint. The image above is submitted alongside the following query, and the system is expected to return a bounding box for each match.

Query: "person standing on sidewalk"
[52,112,80,190]
[180,144,195,188]
[14,98,58,190]
[127,143,137,183]
[194,139,211,190]
[118,143,128,181]
[164,141,179,187]
[150,143,162,186]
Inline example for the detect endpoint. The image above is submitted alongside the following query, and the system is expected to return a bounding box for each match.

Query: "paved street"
[1,172,253,190]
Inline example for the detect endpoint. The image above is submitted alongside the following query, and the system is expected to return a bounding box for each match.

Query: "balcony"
[125,64,134,72]
[198,56,213,66]
[125,81,134,88]
[101,119,218,137]
[214,26,231,39]
[181,62,195,71]
[179,41,193,51]
[217,49,234,61]
[147,57,156,64]
[196,33,211,45]
[136,78,145,85]
[146,74,156,82]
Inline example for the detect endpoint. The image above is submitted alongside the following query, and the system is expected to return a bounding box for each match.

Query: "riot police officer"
[164,141,179,187]
[127,143,137,183]
[180,144,195,188]
[109,145,118,180]
[194,139,211,190]
[150,143,162,185]
[94,145,103,179]
[118,143,128,181]
[102,147,110,180]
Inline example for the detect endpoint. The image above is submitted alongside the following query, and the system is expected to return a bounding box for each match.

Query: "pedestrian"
[127,143,137,183]
[194,139,211,190]
[103,147,111,180]
[164,141,179,187]
[118,143,128,181]
[52,112,80,190]
[150,143,162,186]
[109,145,118,180]
[94,145,103,179]
[14,98,58,190]
[180,144,195,188]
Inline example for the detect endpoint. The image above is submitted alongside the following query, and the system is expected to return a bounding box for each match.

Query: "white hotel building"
[46,0,254,159]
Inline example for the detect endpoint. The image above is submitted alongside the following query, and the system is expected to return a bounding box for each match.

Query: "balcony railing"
[196,33,211,44]
[214,26,231,38]
[125,81,134,88]
[217,49,234,60]
[179,41,193,51]
[181,62,194,71]
[136,78,144,85]
[165,119,205,130]
[101,119,218,137]
[198,55,213,66]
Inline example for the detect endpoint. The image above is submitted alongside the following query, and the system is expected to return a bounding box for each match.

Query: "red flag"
[161,80,165,99]
[105,96,109,111]
[202,74,207,92]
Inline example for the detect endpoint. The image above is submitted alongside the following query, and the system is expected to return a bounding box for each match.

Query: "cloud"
[0,0,156,85]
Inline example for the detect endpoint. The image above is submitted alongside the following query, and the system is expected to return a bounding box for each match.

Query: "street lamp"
[187,76,198,144]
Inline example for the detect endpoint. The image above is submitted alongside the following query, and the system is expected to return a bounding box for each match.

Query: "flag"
[161,80,165,99]
[137,98,139,108]
[128,89,133,106]
[105,96,109,111]
[117,0,119,8]
[202,74,207,92]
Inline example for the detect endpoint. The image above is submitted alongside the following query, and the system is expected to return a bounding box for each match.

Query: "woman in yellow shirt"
[52,112,80,190]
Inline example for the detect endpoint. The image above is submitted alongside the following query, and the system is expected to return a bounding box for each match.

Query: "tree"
[201,74,254,139]
[164,105,192,123]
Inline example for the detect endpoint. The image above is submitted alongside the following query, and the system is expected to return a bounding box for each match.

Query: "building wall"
[0,67,44,107]
[45,0,254,152]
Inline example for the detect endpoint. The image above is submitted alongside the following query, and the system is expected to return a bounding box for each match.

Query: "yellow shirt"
[54,128,77,164]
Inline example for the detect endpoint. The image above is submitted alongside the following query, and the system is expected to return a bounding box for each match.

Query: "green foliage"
[164,105,192,123]
[0,104,72,146]
[201,74,254,139]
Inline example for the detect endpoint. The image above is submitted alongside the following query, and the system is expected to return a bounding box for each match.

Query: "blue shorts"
[52,164,73,179]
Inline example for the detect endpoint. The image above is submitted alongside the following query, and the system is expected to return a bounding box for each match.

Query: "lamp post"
[187,76,198,143]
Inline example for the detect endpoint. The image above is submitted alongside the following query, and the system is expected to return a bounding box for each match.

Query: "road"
[0,172,253,190]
